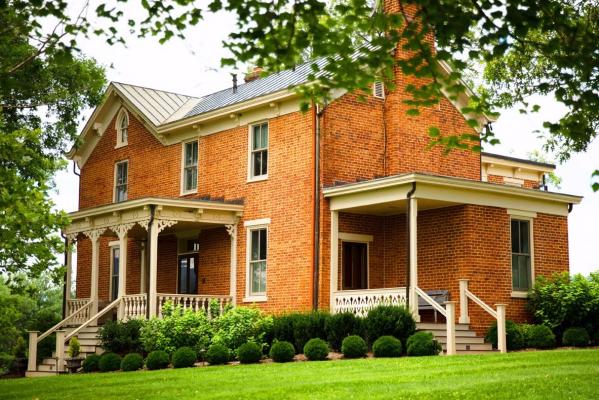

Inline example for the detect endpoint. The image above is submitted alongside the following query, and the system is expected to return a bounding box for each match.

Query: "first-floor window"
[511,219,532,291]
[111,247,120,301]
[342,242,368,290]
[249,228,267,295]
[114,160,128,202]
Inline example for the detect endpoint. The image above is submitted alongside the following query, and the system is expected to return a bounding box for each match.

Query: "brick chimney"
[244,66,264,83]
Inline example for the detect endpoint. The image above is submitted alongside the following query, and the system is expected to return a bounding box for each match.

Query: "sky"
[51,4,597,275]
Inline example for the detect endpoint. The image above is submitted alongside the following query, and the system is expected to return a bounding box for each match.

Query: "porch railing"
[66,298,92,324]
[122,294,147,320]
[157,293,233,318]
[332,288,407,317]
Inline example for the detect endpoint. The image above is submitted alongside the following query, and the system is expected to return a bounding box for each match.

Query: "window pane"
[179,259,188,294]
[189,258,197,294]
[511,220,519,253]
[259,229,267,259]
[121,128,128,143]
[261,150,268,175]
[251,261,266,294]
[253,125,261,150]
[113,248,120,275]
[520,221,530,254]
[261,124,268,148]
[253,152,262,177]
[512,254,519,288]
[251,230,260,261]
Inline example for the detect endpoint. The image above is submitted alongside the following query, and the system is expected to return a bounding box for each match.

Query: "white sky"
[51,5,598,275]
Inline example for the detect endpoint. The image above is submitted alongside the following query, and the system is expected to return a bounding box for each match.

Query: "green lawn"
[2,350,599,400]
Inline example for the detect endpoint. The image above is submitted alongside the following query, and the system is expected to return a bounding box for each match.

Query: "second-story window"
[182,140,198,193]
[114,160,128,202]
[249,122,268,180]
[116,109,129,147]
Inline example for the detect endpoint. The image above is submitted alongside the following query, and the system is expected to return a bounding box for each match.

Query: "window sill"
[180,189,198,197]
[242,295,267,303]
[511,291,529,299]
[115,142,128,149]
[247,175,268,183]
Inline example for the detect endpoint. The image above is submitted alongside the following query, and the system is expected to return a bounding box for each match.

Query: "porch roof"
[323,173,582,217]
[64,197,243,238]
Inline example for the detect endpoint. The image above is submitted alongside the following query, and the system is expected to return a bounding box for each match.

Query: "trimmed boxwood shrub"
[237,342,262,364]
[269,341,295,363]
[485,320,525,350]
[82,354,101,372]
[325,312,363,351]
[341,335,367,359]
[99,319,145,354]
[562,327,590,347]
[121,353,144,372]
[172,347,197,368]
[272,312,329,354]
[527,325,556,349]
[303,338,329,361]
[99,352,122,372]
[372,336,402,358]
[206,344,229,365]
[145,350,170,370]
[365,305,415,346]
[406,332,442,356]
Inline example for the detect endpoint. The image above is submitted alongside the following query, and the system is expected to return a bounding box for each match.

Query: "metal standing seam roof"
[112,81,198,126]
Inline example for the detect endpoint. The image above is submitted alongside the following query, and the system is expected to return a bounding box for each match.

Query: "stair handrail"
[37,299,93,342]
[65,298,121,342]
[459,279,507,353]
[415,286,456,355]
[415,287,447,317]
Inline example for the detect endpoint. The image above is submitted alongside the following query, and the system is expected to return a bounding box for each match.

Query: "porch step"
[417,322,470,331]
[417,323,495,354]
[25,371,59,377]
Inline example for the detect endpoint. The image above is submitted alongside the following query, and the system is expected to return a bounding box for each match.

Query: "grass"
[2,349,599,399]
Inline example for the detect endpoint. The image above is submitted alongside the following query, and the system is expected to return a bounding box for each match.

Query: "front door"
[178,254,198,294]
[110,247,120,301]
[342,242,368,290]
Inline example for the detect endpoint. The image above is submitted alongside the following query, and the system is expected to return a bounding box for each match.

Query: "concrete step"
[26,371,58,377]
[74,332,100,340]
[417,323,471,331]
[436,336,485,344]
[65,326,99,334]
[77,339,101,347]
[441,342,494,352]
[52,346,98,358]
[423,329,477,338]
[38,363,59,372]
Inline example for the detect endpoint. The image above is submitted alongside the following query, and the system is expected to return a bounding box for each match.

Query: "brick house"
[27,35,583,374]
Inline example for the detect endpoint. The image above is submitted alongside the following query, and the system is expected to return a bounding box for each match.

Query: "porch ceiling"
[64,197,243,239]
[339,198,459,216]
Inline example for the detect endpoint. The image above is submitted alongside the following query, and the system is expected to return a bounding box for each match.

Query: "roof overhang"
[65,197,244,238]
[323,173,582,217]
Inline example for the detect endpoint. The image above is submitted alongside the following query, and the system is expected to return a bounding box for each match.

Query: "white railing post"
[27,331,39,372]
[226,224,238,305]
[444,301,457,355]
[458,279,470,324]
[496,304,507,353]
[55,330,66,373]
[116,225,130,320]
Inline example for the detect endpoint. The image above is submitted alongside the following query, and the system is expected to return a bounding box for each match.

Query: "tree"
[0,1,106,280]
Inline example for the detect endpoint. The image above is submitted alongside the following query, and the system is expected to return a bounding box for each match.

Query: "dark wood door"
[342,242,368,290]
[177,254,199,294]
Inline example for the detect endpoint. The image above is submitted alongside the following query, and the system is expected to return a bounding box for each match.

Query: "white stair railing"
[415,287,456,355]
[459,279,507,353]
[156,294,232,318]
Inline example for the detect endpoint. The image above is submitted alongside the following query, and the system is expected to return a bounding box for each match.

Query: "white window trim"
[243,219,270,302]
[115,108,129,148]
[509,215,535,297]
[180,139,199,196]
[113,160,129,203]
[109,244,120,301]
[340,236,371,290]
[247,121,269,183]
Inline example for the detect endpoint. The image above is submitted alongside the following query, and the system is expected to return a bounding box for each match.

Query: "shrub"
[82,354,101,372]
[365,305,415,346]
[372,336,402,358]
[527,325,556,349]
[485,320,525,350]
[68,336,80,358]
[237,342,262,364]
[269,341,295,363]
[206,344,229,365]
[406,332,442,356]
[562,327,590,347]
[172,347,196,368]
[211,307,273,356]
[529,273,599,341]
[99,319,145,355]
[140,305,213,357]
[272,312,329,354]
[145,350,170,370]
[341,335,367,359]
[325,312,363,351]
[121,353,144,372]
[99,352,122,372]
[303,338,329,361]
[592,329,599,346]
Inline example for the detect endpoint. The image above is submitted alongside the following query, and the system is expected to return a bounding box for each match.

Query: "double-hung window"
[511,219,532,292]
[110,246,120,301]
[248,226,267,297]
[182,141,198,193]
[249,122,268,180]
[116,109,128,147]
[114,161,128,202]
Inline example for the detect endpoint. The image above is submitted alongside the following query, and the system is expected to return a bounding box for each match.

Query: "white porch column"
[459,279,470,324]
[55,330,65,372]
[148,219,177,317]
[85,229,103,316]
[115,224,133,319]
[27,331,39,372]
[226,224,238,305]
[140,241,146,293]
[496,304,507,354]
[409,197,419,322]
[64,236,74,302]
[330,210,339,312]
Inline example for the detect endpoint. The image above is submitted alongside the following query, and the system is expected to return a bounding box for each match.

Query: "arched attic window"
[116,109,129,147]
